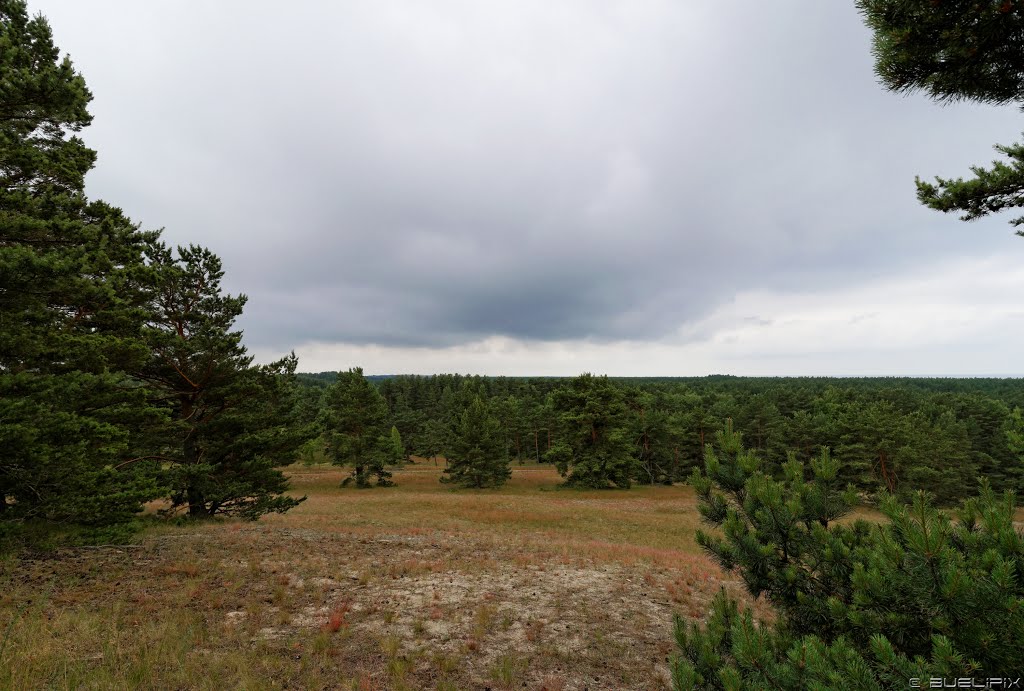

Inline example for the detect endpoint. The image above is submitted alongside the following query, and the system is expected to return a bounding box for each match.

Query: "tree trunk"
[878,451,896,493]
[187,485,206,517]
[643,431,653,484]
[355,464,368,487]
[183,426,206,517]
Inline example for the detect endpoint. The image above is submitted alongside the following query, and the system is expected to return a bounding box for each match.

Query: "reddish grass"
[323,600,351,633]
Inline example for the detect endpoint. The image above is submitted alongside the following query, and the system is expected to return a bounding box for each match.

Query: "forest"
[3,0,1024,687]
[300,370,1024,504]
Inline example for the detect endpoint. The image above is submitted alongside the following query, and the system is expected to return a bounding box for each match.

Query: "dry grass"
[0,464,772,690]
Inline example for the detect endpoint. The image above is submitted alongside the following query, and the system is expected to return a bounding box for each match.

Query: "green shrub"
[673,422,1024,689]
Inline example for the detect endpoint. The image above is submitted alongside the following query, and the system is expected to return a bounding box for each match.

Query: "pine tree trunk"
[187,485,206,517]
[644,432,653,483]
[183,425,206,517]
[878,451,896,493]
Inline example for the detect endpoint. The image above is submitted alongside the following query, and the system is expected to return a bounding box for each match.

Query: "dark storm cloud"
[33,0,1024,350]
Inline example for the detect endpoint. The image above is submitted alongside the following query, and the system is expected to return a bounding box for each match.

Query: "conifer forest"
[2,0,1024,688]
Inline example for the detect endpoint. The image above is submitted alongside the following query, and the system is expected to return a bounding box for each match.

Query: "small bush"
[673,421,1024,689]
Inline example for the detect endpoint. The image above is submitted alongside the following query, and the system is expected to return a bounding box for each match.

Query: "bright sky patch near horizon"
[32,0,1024,376]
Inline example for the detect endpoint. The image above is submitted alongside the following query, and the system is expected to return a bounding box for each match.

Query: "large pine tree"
[545,373,636,488]
[134,243,309,518]
[0,0,163,529]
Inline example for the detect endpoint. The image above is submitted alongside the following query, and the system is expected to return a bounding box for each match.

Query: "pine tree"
[134,243,308,518]
[833,400,907,495]
[545,373,635,488]
[858,0,1024,105]
[322,367,393,487]
[673,422,1024,688]
[387,425,406,466]
[386,389,420,460]
[495,395,529,464]
[690,421,866,640]
[676,392,721,469]
[858,1,1024,233]
[421,418,447,466]
[0,0,163,531]
[943,393,1022,494]
[441,396,509,488]
[734,394,787,471]
[1007,407,1024,458]
[625,389,683,485]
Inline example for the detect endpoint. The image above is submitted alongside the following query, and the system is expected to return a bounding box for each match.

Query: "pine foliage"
[545,373,636,488]
[857,0,1024,232]
[0,0,163,528]
[135,244,308,518]
[322,368,394,488]
[442,396,509,488]
[673,423,1024,688]
[387,425,406,466]
[857,0,1024,105]
[1,2,308,535]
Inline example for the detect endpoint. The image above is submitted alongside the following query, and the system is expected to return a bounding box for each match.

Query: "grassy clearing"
[0,463,770,690]
[279,462,716,564]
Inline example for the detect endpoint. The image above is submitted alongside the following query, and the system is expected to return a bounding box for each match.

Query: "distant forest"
[296,373,1024,504]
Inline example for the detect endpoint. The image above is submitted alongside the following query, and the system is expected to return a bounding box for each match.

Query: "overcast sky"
[32,0,1024,375]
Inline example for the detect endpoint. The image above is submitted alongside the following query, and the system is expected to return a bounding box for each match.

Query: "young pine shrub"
[673,421,1024,689]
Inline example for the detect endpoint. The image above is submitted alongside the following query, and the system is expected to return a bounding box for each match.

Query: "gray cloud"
[33,0,1024,352]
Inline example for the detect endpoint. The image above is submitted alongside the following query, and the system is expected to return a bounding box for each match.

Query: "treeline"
[300,372,1024,502]
[0,2,311,544]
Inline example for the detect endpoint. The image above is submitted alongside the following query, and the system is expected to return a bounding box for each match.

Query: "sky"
[31,0,1024,376]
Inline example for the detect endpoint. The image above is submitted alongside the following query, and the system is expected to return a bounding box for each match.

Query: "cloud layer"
[33,0,1024,372]
[262,253,1024,376]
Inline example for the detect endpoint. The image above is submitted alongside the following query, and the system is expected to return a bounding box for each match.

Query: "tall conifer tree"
[134,243,308,518]
[545,373,635,488]
[322,368,393,487]
[0,0,162,528]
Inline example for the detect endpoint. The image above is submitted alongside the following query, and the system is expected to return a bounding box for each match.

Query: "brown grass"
[0,464,771,690]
